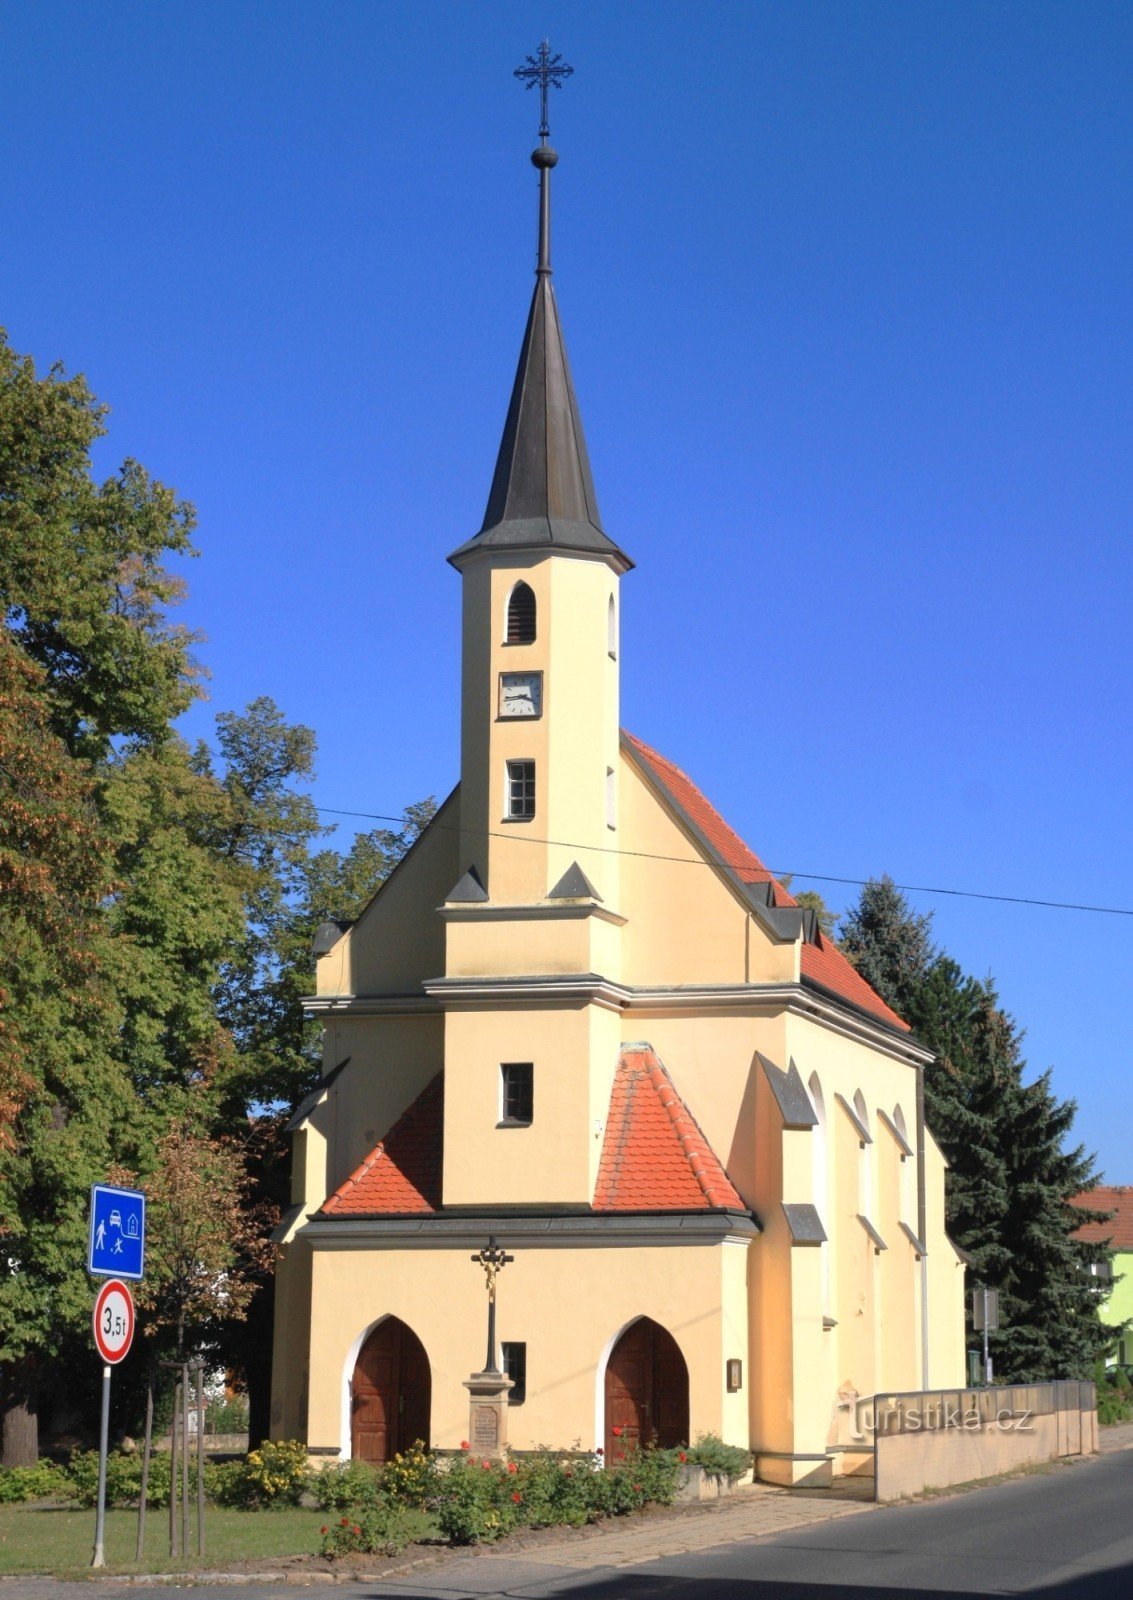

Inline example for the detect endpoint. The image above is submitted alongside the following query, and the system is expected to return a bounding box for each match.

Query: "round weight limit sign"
[92,1279,135,1364]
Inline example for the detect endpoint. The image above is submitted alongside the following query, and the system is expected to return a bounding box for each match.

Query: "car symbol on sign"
[109,1210,122,1230]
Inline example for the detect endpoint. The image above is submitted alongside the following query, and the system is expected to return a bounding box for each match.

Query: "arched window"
[506,582,536,645]
[607,594,617,659]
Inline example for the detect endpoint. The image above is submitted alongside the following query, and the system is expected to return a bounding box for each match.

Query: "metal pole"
[169,1380,179,1558]
[982,1288,992,1384]
[196,1362,205,1557]
[136,1370,154,1561]
[181,1364,190,1560]
[91,1364,111,1568]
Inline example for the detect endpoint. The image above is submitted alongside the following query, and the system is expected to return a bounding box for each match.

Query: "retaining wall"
[858,1380,1096,1502]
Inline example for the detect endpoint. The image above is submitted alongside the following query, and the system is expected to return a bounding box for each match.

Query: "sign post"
[89,1182,141,1571]
[971,1286,999,1385]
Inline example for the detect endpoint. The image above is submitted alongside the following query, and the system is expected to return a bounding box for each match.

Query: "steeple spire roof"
[448,45,632,574]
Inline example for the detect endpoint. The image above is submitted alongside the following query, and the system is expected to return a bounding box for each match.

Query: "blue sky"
[2,3,1130,1182]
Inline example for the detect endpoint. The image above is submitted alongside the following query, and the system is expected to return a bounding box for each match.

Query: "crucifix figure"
[514,39,574,143]
[471,1236,514,1375]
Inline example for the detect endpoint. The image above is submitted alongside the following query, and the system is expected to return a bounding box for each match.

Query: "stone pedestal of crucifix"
[464,1237,514,1458]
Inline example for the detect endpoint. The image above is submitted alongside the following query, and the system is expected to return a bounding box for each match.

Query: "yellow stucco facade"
[270,136,966,1486]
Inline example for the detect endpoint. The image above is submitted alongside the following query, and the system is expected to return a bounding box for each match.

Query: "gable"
[320,788,460,997]
[623,733,909,1032]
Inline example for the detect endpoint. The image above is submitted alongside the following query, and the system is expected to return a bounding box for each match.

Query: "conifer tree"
[840,877,1111,1380]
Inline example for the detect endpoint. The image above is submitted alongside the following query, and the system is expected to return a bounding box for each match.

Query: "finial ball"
[531,145,558,169]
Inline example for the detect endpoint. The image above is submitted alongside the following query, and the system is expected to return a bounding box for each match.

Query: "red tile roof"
[320,1073,443,1217]
[593,1044,745,1212]
[623,732,908,1033]
[1070,1186,1133,1250]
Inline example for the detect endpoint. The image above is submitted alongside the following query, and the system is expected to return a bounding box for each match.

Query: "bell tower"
[438,45,630,1209]
[447,44,633,913]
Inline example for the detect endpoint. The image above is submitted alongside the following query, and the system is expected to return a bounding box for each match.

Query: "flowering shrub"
[211,1440,310,1508]
[380,1440,438,1507]
[311,1441,681,1554]
[433,1452,521,1545]
[318,1505,411,1557]
[435,1444,679,1544]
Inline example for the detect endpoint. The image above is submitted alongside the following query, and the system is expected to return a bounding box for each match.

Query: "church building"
[271,93,966,1488]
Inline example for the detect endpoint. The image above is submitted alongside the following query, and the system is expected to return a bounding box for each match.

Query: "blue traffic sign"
[88,1185,145,1281]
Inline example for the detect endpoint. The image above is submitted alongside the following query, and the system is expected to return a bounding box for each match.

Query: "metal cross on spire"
[514,39,574,142]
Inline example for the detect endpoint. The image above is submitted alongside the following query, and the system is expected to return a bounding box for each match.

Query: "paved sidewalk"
[1098,1418,1133,1454]
[463,1481,873,1577]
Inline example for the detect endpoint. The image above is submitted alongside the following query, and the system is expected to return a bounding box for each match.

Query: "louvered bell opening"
[506,582,536,644]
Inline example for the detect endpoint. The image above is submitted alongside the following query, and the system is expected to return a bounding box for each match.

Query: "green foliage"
[431,1446,680,1546]
[0,327,439,1455]
[685,1433,752,1481]
[206,1395,250,1434]
[64,1448,175,1509]
[0,1460,67,1503]
[317,1505,412,1558]
[839,875,937,1019]
[228,1440,310,1508]
[511,1451,593,1528]
[379,1440,437,1508]
[433,1453,520,1545]
[1095,1362,1133,1425]
[309,1458,383,1512]
[839,877,1115,1380]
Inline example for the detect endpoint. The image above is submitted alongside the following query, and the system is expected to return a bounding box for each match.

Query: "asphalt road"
[5,1448,1131,1600]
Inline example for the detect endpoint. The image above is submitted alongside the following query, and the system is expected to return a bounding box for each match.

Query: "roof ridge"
[622,730,797,905]
[643,1054,727,1209]
[622,730,912,1033]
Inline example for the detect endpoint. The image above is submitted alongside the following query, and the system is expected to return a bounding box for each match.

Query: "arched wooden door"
[351,1318,431,1463]
[604,1317,689,1462]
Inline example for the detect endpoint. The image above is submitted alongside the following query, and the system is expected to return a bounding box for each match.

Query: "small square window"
[502,1341,526,1405]
[506,760,536,820]
[500,1063,533,1126]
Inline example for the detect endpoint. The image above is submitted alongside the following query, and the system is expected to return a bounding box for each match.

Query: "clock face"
[499,671,543,718]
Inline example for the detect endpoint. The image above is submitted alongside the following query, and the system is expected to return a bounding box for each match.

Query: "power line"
[311,805,1133,921]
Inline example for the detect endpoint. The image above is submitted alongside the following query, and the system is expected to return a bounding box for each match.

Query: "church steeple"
[448,44,632,574]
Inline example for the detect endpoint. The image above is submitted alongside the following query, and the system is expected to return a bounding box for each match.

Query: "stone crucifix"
[471,1236,514,1376]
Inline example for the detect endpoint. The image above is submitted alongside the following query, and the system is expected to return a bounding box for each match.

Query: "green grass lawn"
[0,1502,377,1576]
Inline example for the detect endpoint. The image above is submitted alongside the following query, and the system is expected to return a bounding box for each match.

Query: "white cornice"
[302,1212,758,1249]
[304,994,438,1017]
[423,974,629,1013]
[438,902,627,927]
[301,978,931,1065]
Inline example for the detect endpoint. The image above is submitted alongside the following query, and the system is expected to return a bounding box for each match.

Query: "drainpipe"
[916,1063,930,1390]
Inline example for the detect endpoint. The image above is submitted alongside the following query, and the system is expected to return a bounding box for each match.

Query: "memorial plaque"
[473,1405,499,1451]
